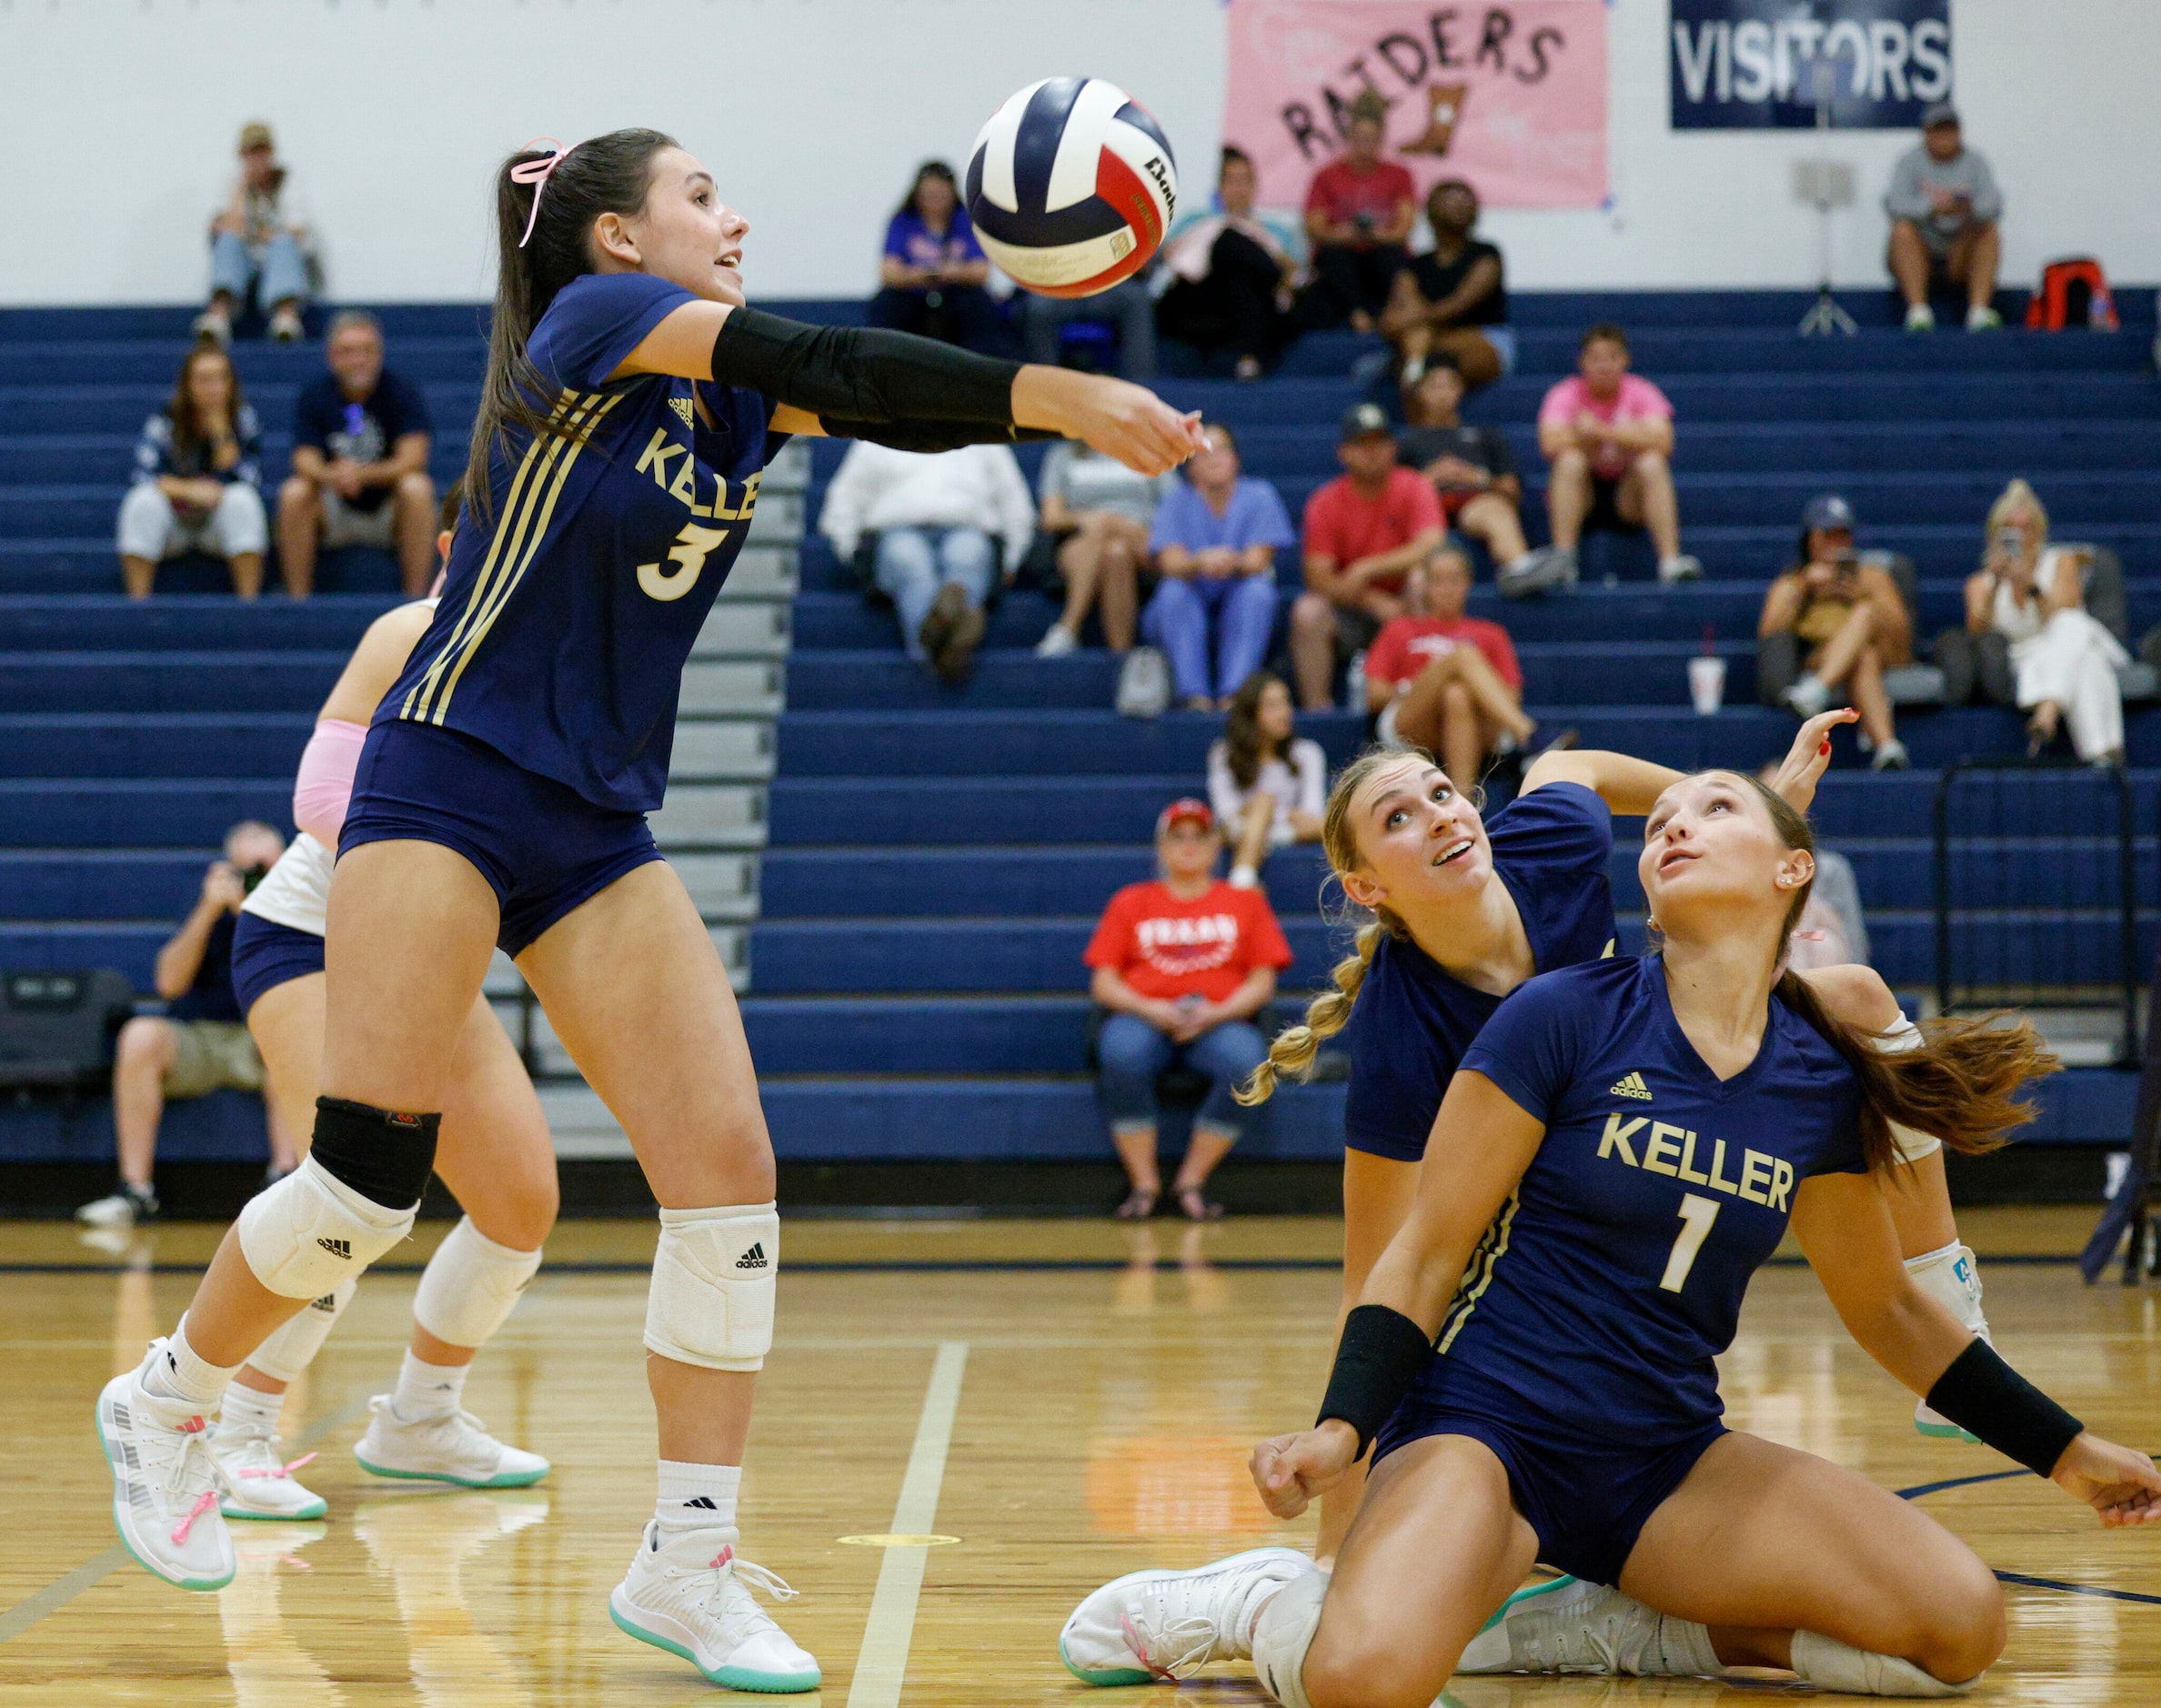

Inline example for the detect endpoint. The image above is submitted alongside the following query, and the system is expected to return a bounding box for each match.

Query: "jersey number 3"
[638,522,731,603]
[1659,1193,1720,1292]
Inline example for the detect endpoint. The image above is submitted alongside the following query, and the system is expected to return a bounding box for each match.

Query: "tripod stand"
[1796,62,1857,337]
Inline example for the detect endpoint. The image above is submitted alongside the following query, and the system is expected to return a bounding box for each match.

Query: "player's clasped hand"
[1251,1420,1362,1520]
[2051,1433,2161,1528]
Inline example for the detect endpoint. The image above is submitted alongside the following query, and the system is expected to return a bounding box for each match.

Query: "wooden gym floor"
[1,1207,2156,1705]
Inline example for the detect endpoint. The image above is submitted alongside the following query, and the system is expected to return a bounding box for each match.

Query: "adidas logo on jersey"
[1609,1071,1653,1101]
[735,1242,767,1270]
[317,1237,352,1260]
[669,396,697,429]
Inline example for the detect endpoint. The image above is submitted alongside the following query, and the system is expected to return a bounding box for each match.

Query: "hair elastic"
[511,136,571,248]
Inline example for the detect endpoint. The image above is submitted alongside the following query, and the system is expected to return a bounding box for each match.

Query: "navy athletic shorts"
[342,719,662,958]
[1374,1400,1725,1587]
[230,913,327,1015]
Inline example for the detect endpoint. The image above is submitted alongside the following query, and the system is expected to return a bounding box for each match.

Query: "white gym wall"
[3,0,2155,304]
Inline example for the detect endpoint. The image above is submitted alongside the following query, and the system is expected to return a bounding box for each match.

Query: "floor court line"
[846,1340,968,1708]
[0,1387,374,1646]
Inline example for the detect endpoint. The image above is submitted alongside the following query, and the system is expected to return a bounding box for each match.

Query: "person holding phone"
[76,820,291,1229]
[1953,479,2127,762]
[1756,495,1910,770]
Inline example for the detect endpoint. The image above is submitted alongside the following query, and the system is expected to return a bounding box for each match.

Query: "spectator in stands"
[196,121,311,346]
[869,160,1002,354]
[1952,479,2127,763]
[818,440,1034,685]
[278,311,436,598]
[1537,324,1701,587]
[1299,90,1416,334]
[116,343,266,599]
[1757,494,1911,770]
[1032,439,1173,660]
[1380,178,1511,390]
[1141,421,1294,708]
[1886,104,2004,334]
[1364,546,1552,784]
[75,820,289,1230]
[1156,147,1300,381]
[1208,673,1326,889]
[1395,356,1559,593]
[1085,799,1293,1221]
[1754,758,1871,972]
[1291,403,1444,710]
[1020,266,1155,381]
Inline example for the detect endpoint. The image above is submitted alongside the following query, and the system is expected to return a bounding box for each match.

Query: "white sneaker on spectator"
[1227,865,1260,890]
[1905,304,1936,332]
[1965,305,2003,332]
[1496,547,1577,598]
[192,307,232,346]
[1656,553,1703,585]
[1782,674,1834,719]
[1871,738,1911,771]
[78,1184,157,1228]
[268,304,305,342]
[1115,647,1171,718]
[1034,623,1077,658]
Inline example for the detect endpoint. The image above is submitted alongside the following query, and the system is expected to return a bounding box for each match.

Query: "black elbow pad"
[711,307,1020,426]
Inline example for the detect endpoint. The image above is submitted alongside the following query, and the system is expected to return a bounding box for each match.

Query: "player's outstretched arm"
[1794,1170,2161,1526]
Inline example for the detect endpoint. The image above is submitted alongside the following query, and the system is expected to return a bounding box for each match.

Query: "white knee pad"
[1791,1630,1977,1697]
[246,1277,358,1382]
[413,1215,543,1350]
[643,1202,778,1371]
[236,1155,417,1301]
[1905,1241,1990,1338]
[1251,1569,1327,1708]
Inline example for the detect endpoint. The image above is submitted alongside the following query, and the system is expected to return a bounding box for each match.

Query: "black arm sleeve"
[1316,1304,1434,1460]
[820,417,1060,455]
[1924,1338,2086,1477]
[713,306,1023,426]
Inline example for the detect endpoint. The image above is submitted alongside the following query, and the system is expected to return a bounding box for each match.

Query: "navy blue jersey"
[384,272,786,812]
[1343,782,1616,1161]
[1414,955,1867,1441]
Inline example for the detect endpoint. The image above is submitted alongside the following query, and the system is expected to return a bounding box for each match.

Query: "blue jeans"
[1020,278,1156,378]
[1142,573,1279,702]
[1096,1011,1269,1140]
[210,230,309,310]
[871,527,997,660]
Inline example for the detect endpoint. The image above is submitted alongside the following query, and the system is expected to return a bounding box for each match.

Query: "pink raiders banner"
[1224,0,1610,211]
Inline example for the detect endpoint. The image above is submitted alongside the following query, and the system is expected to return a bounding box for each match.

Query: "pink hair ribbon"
[512,136,571,248]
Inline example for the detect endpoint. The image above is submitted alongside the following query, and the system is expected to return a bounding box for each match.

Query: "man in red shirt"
[1365,547,1563,785]
[1292,402,1445,709]
[1301,92,1416,334]
[1084,799,1294,1221]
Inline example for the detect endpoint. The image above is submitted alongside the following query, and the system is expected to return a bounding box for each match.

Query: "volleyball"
[964,76,1177,298]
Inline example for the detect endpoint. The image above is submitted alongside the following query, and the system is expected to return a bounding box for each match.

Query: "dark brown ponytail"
[1741,776,2060,1171]
[466,128,678,522]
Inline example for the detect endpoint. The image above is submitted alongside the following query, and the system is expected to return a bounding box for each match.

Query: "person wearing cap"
[1537,323,1701,588]
[1083,798,1294,1221]
[198,121,312,345]
[1291,402,1445,710]
[1756,494,1911,770]
[1886,104,2003,334]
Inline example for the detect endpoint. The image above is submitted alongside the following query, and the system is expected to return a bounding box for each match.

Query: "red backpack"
[2025,257,2119,330]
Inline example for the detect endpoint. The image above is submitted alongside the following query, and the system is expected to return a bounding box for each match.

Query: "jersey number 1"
[638,522,731,603]
[1659,1193,1720,1293]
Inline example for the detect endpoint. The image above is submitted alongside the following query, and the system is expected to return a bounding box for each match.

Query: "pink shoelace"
[1120,1612,1178,1683]
[171,1491,216,1545]
[236,1450,317,1481]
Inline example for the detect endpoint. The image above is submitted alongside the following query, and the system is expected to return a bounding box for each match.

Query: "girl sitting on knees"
[1208,672,1326,890]
[1085,799,1293,1221]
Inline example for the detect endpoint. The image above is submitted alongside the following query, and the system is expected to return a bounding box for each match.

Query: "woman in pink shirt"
[1537,324,1701,586]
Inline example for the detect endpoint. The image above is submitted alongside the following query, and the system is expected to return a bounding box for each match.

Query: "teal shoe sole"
[1914,1418,1981,1443]
[609,1602,821,1693]
[96,1396,232,1592]
[221,1497,329,1521]
[1477,1573,1579,1634]
[353,1450,550,1489]
[1059,1633,1154,1686]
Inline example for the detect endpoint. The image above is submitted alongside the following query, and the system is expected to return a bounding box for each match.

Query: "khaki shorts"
[163,1020,265,1099]
[319,487,399,550]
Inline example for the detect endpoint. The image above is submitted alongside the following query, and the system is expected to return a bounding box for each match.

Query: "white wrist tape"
[1869,1016,1944,1161]
[644,1202,779,1371]
[1251,1568,1327,1708]
[237,1154,417,1300]
[1791,1630,1976,1697]
[246,1277,358,1382]
[413,1215,543,1350]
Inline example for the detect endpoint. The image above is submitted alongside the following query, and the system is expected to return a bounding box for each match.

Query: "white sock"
[390,1350,469,1422]
[215,1381,286,1442]
[657,1459,742,1539]
[1250,1571,1326,1708]
[1791,1629,1976,1697]
[1651,1614,1722,1677]
[142,1316,240,1412]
